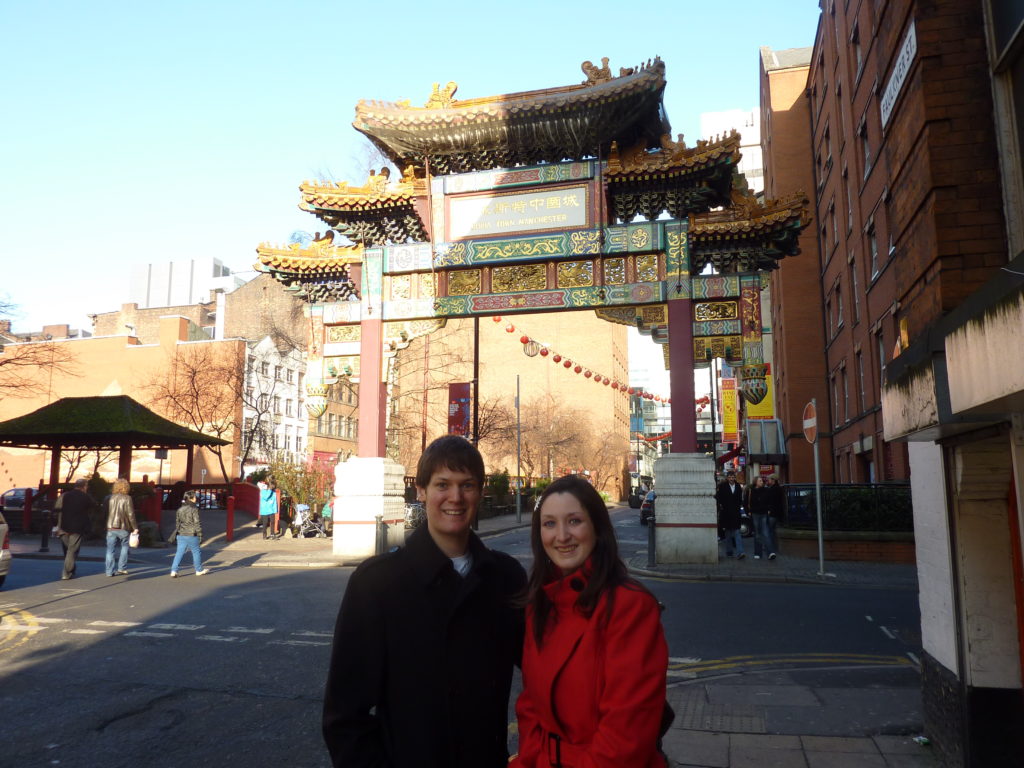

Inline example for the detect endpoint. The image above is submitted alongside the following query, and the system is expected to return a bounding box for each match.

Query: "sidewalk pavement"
[9,505,935,766]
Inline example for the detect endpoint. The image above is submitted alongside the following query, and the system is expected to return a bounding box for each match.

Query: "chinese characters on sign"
[447,186,588,240]
[721,378,738,443]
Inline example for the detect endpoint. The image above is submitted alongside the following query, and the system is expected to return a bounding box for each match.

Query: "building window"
[830,202,838,248]
[842,367,849,422]
[285,399,293,417]
[272,433,279,450]
[295,436,302,454]
[260,362,269,376]
[857,351,867,411]
[849,259,861,323]
[859,120,872,178]
[836,280,844,328]
[826,298,834,338]
[831,376,840,428]
[286,369,294,383]
[259,394,269,411]
[273,396,281,414]
[274,365,283,381]
[284,431,292,452]
[846,179,854,232]
[869,226,880,277]
[317,415,325,434]
[851,23,863,80]
[876,330,886,395]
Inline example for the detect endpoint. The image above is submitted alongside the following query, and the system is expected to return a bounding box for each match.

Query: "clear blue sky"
[0,0,820,333]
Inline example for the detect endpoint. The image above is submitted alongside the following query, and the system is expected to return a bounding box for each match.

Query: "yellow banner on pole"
[746,365,775,419]
[721,378,738,442]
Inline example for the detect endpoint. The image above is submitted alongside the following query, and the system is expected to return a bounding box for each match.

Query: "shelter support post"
[185,446,194,485]
[47,448,60,496]
[117,444,132,481]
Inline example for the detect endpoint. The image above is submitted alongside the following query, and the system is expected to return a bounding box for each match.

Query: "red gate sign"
[802,401,817,444]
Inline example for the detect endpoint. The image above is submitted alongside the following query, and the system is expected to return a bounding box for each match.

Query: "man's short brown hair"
[415,435,484,490]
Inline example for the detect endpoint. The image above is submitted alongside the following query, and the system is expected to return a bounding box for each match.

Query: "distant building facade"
[129,256,242,309]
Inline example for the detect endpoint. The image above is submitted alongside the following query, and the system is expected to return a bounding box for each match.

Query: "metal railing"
[784,483,913,532]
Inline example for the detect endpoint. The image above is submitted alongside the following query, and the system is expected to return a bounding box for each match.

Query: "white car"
[0,510,10,589]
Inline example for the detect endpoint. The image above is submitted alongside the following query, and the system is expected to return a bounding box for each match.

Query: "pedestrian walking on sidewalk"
[716,470,745,559]
[105,477,138,576]
[322,435,527,768]
[511,475,669,768]
[54,478,96,580]
[259,479,279,539]
[746,476,770,559]
[763,475,785,560]
[169,490,207,577]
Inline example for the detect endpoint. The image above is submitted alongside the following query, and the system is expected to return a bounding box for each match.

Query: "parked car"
[640,490,656,525]
[0,487,55,534]
[0,510,11,589]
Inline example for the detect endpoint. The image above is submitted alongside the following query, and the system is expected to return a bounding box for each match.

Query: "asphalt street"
[0,508,932,767]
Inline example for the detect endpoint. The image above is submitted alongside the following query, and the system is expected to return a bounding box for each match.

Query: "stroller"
[294,504,329,538]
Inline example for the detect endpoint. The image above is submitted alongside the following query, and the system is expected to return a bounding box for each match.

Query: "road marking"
[667,652,914,676]
[865,615,873,622]
[879,626,896,640]
[669,656,703,664]
[0,609,42,654]
[906,652,920,667]
[67,629,106,635]
[90,620,143,628]
[0,602,23,610]
[125,631,175,638]
[33,617,69,623]
[667,670,698,679]
[225,627,275,634]
[198,635,243,642]
[149,623,204,631]
[270,639,331,647]
[291,630,332,638]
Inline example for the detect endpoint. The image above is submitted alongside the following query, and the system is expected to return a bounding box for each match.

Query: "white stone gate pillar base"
[332,456,407,560]
[652,452,718,564]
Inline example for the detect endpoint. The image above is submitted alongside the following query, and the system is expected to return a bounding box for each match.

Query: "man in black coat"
[54,479,96,580]
[322,436,527,768]
[715,470,746,559]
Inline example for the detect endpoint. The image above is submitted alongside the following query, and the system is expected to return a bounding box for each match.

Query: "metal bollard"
[225,496,235,543]
[39,509,51,553]
[375,514,386,555]
[647,511,656,568]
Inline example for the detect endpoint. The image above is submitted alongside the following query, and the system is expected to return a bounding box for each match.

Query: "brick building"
[760,46,835,484]
[803,0,1024,765]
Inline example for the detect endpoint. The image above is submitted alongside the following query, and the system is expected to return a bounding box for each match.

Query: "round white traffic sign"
[802,401,817,444]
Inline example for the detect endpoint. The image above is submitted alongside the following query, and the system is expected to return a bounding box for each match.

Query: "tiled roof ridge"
[606,130,742,177]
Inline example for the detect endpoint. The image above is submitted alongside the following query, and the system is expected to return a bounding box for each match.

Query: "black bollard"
[647,509,656,568]
[39,509,51,553]
[375,514,386,555]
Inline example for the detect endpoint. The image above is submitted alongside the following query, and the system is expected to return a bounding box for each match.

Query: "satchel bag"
[128,531,140,548]
[167,529,177,544]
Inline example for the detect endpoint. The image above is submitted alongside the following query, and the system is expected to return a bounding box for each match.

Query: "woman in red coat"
[512,475,669,768]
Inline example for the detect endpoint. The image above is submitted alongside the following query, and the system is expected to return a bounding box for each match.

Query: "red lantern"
[519,335,529,344]
[492,316,502,322]
[611,383,619,390]
[563,360,572,368]
[540,348,549,357]
[627,387,635,395]
[603,377,610,385]
[574,365,582,374]
[505,324,515,333]
[584,370,592,378]
[553,354,562,363]
[668,398,672,404]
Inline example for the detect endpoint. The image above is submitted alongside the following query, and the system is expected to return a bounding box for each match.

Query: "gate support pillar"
[652,452,718,564]
[332,456,406,560]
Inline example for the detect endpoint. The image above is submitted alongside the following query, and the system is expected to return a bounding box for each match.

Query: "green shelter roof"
[0,395,229,450]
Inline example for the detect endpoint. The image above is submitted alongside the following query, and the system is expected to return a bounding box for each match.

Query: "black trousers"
[60,533,84,579]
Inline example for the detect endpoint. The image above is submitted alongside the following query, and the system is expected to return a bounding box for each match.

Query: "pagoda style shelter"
[0,395,229,492]
[256,58,810,561]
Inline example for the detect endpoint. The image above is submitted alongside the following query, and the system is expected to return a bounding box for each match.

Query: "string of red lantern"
[493,315,711,412]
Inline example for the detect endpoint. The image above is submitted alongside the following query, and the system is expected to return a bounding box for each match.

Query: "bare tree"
[0,301,79,398]
[142,344,244,482]
[60,448,118,483]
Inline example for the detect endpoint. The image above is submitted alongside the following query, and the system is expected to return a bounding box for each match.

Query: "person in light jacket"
[105,477,138,576]
[170,490,207,577]
[512,475,669,768]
